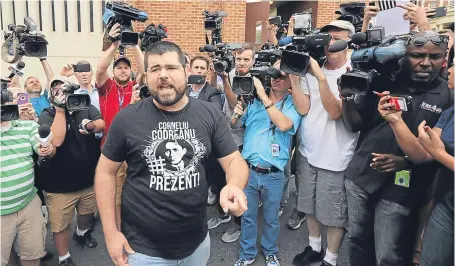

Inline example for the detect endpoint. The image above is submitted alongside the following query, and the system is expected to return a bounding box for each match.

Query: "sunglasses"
[408,35,449,47]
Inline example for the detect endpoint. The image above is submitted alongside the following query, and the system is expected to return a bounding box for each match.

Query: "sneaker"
[278,206,284,217]
[292,246,325,266]
[207,215,231,229]
[259,200,263,208]
[266,255,280,266]
[287,209,306,230]
[221,224,241,243]
[72,231,98,248]
[234,258,255,266]
[208,187,218,206]
[59,257,75,266]
[320,261,337,266]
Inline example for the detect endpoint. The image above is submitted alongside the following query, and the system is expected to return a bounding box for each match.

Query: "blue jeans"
[128,233,210,266]
[240,169,285,260]
[420,191,454,266]
[345,179,411,266]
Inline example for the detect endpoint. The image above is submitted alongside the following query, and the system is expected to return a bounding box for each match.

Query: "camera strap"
[1,33,21,64]
[270,94,288,136]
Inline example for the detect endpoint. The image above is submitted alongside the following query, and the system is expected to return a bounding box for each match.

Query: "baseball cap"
[49,75,70,88]
[113,57,131,69]
[320,20,355,36]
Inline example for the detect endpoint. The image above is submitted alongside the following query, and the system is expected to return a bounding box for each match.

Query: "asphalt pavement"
[41,177,350,266]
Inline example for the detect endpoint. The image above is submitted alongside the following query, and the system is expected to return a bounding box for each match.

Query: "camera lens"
[69,97,81,107]
[214,61,227,73]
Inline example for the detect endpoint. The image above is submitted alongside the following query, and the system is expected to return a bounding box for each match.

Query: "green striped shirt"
[1,120,39,215]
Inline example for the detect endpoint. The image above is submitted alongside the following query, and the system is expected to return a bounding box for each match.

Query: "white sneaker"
[234,258,255,266]
[265,255,280,266]
[207,215,231,229]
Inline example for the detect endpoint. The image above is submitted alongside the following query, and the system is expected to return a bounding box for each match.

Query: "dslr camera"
[139,23,168,51]
[2,17,48,63]
[280,13,331,76]
[232,47,282,103]
[339,27,407,96]
[54,84,91,112]
[103,1,148,46]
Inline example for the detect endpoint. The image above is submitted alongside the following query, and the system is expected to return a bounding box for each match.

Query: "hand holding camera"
[18,102,36,121]
[363,4,380,23]
[130,84,141,104]
[253,77,267,100]
[108,23,122,45]
[60,63,75,77]
[308,57,325,80]
[79,119,96,135]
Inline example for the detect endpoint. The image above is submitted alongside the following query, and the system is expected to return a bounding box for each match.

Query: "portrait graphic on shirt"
[142,122,206,192]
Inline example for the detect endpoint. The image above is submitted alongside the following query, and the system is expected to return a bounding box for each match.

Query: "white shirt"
[298,61,359,172]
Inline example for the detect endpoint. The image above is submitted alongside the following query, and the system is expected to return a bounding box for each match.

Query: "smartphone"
[74,63,91,73]
[369,0,397,11]
[389,95,412,112]
[188,75,206,85]
[17,93,29,105]
[428,6,447,18]
[268,16,282,26]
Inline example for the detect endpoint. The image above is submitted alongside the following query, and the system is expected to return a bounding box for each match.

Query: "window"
[77,0,81,32]
[429,1,437,8]
[89,0,93,32]
[255,19,262,44]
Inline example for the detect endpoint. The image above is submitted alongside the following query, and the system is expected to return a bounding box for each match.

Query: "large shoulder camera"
[336,2,366,33]
[54,84,91,112]
[139,23,168,51]
[2,17,48,63]
[200,42,242,74]
[339,26,407,96]
[232,45,282,104]
[103,1,148,46]
[280,13,330,76]
[203,10,227,45]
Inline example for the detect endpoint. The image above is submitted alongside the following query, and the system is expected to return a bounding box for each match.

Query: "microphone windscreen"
[38,124,51,138]
[328,40,348,53]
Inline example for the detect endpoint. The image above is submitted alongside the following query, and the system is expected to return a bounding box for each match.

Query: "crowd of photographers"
[1,1,454,266]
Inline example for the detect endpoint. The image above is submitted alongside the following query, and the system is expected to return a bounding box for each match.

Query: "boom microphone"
[7,61,26,79]
[351,32,367,45]
[328,40,348,53]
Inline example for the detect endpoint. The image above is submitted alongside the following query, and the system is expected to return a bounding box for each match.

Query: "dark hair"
[235,42,257,59]
[144,41,186,71]
[190,56,209,68]
[184,52,190,64]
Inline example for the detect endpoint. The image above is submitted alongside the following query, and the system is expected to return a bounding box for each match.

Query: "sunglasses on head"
[408,35,449,47]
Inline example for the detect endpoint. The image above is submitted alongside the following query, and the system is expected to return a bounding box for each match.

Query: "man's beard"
[152,83,186,106]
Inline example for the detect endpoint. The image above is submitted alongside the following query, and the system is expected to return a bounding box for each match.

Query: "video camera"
[339,27,407,96]
[202,10,228,46]
[200,42,242,74]
[268,16,289,40]
[2,17,48,63]
[103,1,148,46]
[335,2,366,33]
[139,23,168,51]
[280,13,331,76]
[54,83,91,112]
[232,47,282,99]
[1,62,26,122]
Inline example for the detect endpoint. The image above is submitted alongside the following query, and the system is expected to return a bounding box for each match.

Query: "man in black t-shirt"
[37,76,106,266]
[95,41,249,266]
[342,31,451,266]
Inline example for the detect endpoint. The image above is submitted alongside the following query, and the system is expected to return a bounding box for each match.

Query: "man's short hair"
[24,76,38,89]
[144,41,186,71]
[184,52,190,64]
[235,42,257,58]
[190,56,209,68]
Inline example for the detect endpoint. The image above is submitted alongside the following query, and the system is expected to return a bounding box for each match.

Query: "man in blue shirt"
[233,61,302,266]
[24,58,54,117]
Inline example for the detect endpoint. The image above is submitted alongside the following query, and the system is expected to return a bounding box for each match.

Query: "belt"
[247,162,280,174]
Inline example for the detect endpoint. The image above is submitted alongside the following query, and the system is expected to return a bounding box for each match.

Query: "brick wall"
[119,0,246,71]
[316,0,367,28]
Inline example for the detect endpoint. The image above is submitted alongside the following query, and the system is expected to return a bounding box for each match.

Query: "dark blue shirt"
[435,105,454,155]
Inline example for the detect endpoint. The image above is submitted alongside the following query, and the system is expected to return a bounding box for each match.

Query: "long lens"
[280,50,310,76]
[66,94,91,111]
[121,28,139,46]
[24,41,47,57]
[213,60,228,73]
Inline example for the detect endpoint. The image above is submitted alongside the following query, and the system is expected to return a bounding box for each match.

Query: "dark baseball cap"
[113,57,131,69]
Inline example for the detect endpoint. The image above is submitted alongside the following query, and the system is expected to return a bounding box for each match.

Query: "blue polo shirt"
[30,91,50,117]
[241,95,301,171]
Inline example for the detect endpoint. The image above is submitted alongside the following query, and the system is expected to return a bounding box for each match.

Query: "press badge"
[394,170,411,188]
[271,144,280,157]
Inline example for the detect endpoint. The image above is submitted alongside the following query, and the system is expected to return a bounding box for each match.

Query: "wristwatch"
[39,57,47,61]
[265,103,274,110]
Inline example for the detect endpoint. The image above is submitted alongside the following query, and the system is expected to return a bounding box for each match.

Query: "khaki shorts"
[1,194,46,264]
[116,162,127,206]
[44,187,97,233]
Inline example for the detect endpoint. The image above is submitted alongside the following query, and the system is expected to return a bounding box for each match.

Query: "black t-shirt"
[101,97,237,260]
[36,106,102,193]
[346,78,451,199]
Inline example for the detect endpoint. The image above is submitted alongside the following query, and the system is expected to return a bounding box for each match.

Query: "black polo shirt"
[35,105,102,193]
[345,78,451,200]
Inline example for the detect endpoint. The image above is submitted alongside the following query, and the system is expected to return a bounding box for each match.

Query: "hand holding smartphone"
[17,93,29,105]
[373,91,412,111]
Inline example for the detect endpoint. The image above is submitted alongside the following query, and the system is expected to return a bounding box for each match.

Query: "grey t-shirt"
[219,69,249,147]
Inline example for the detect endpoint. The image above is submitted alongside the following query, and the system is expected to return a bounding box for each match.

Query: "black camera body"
[139,23,168,51]
[206,42,241,74]
[202,10,228,46]
[103,1,148,46]
[1,79,19,122]
[281,30,331,76]
[3,17,48,62]
[57,84,91,111]
[336,2,366,33]
[139,84,150,100]
[339,30,407,96]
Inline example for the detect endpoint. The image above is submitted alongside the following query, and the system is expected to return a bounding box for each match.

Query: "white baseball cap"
[320,20,355,35]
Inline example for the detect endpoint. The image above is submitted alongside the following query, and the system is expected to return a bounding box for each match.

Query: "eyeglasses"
[408,35,449,47]
[147,64,183,74]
